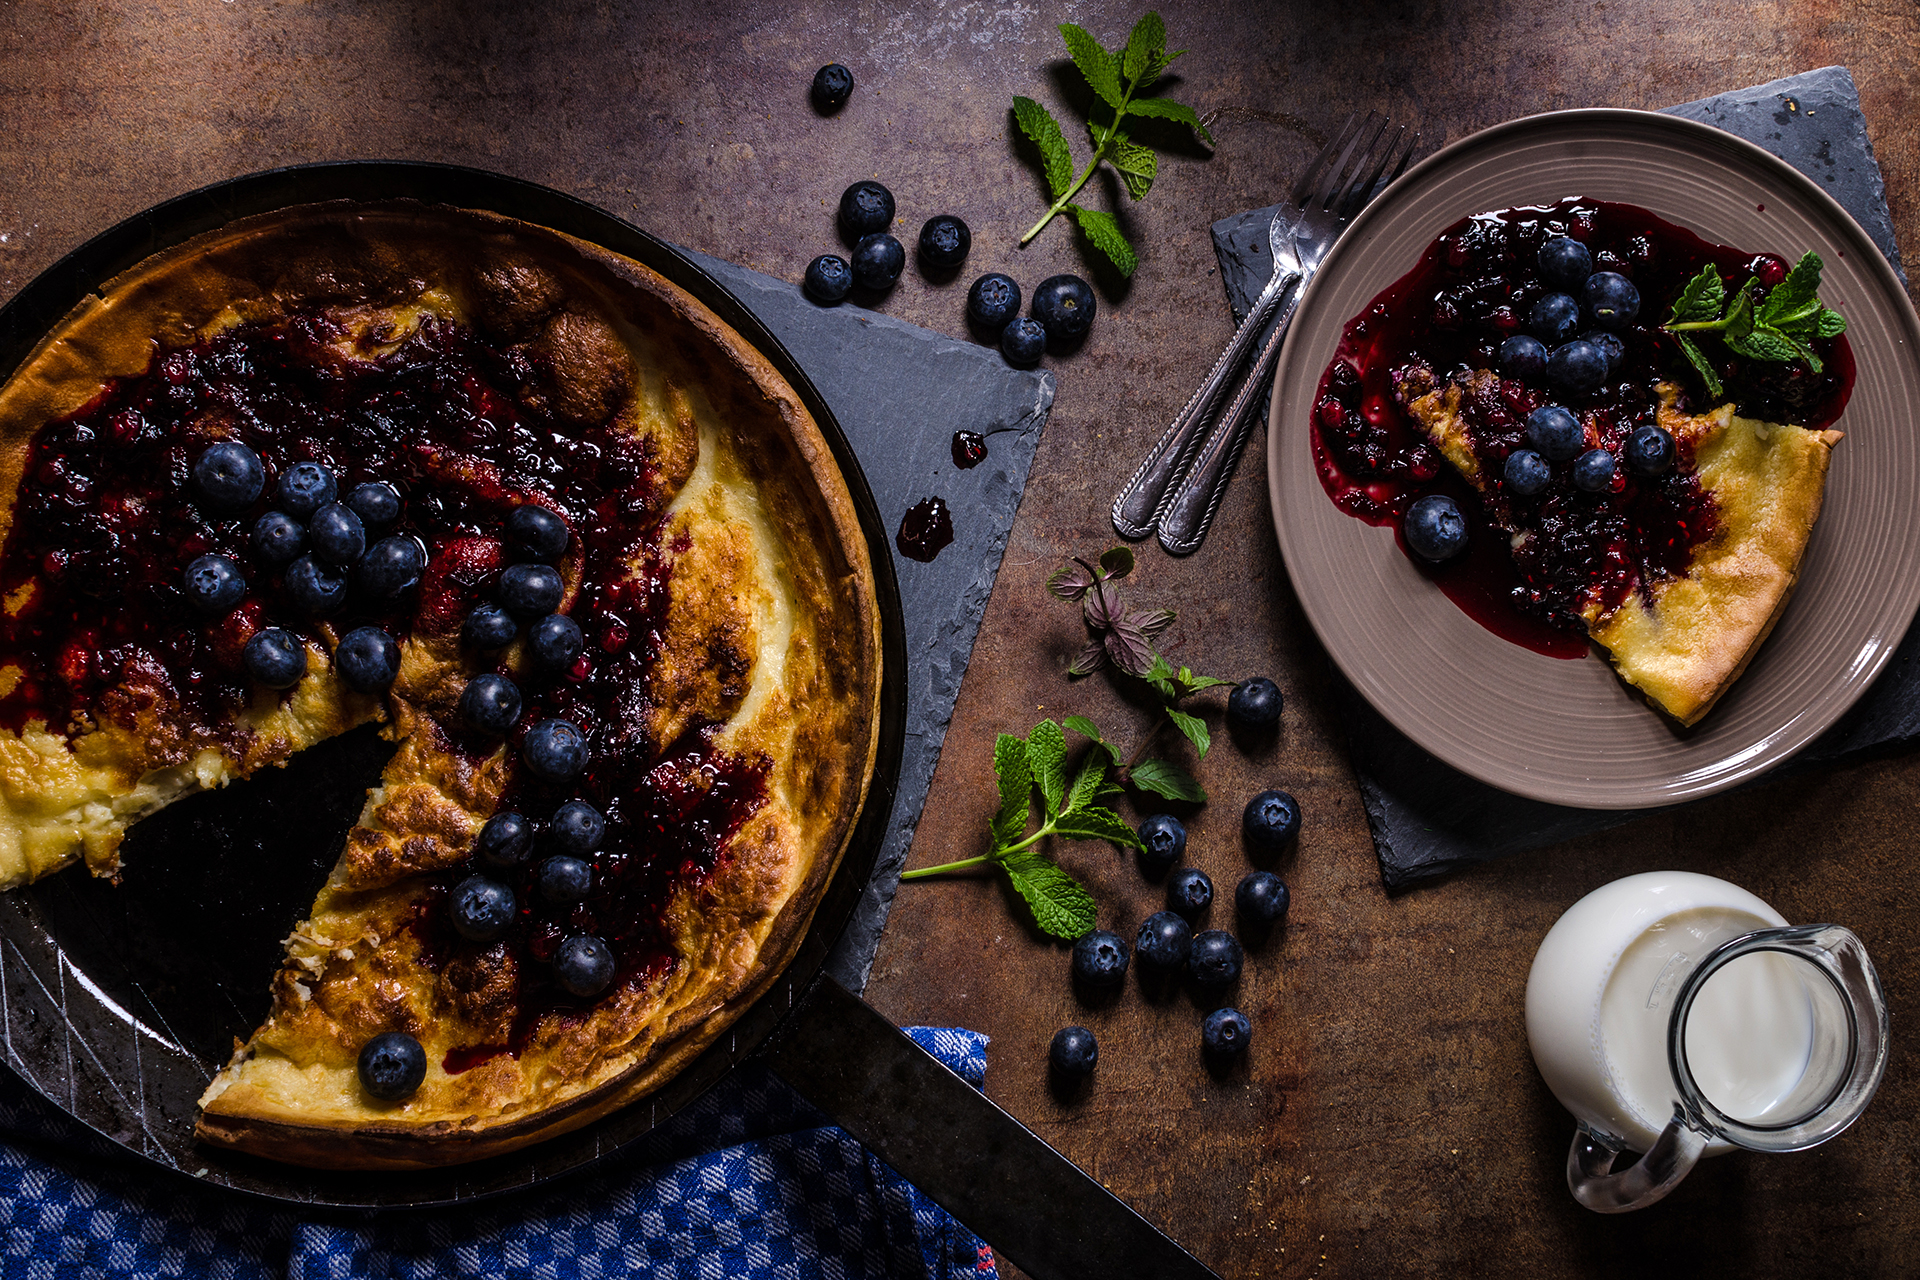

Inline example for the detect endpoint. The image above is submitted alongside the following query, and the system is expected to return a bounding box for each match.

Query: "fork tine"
[1385,129,1420,187]
[1335,121,1403,221]
[1311,109,1379,212]
[1326,114,1393,217]
[1290,113,1361,208]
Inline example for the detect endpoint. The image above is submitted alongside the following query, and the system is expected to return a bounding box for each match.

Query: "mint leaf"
[1058,23,1123,109]
[1002,853,1097,940]
[991,733,1033,845]
[1756,252,1824,332]
[1098,546,1135,579]
[1166,707,1210,759]
[1047,561,1095,601]
[1012,96,1074,199]
[1668,264,1725,325]
[1726,325,1801,364]
[1102,615,1155,676]
[1144,651,1179,701]
[1179,672,1237,694]
[1065,753,1108,814]
[1127,95,1214,146]
[1674,333,1724,401]
[1817,309,1848,338]
[1053,805,1142,847]
[1027,719,1068,820]
[1129,757,1206,802]
[1068,203,1140,277]
[1063,715,1119,763]
[1131,608,1176,641]
[1067,640,1107,677]
[1122,11,1166,82]
[1108,134,1157,201]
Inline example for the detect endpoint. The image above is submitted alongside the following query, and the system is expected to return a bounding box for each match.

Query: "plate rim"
[1266,106,1920,809]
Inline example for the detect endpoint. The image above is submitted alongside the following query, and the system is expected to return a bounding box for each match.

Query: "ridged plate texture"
[1269,109,1920,808]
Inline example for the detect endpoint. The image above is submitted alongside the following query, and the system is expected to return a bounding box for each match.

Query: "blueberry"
[463,604,518,650]
[357,536,425,600]
[506,505,570,563]
[277,461,336,520]
[1584,271,1641,330]
[499,563,564,618]
[346,481,402,531]
[1189,929,1244,988]
[838,181,895,236]
[1001,317,1046,366]
[191,442,265,511]
[244,628,307,689]
[336,626,399,693]
[1504,449,1552,497]
[1528,293,1582,345]
[804,254,853,303]
[1538,236,1593,290]
[448,874,516,942]
[1048,1025,1098,1077]
[458,673,522,735]
[1236,871,1290,927]
[553,934,615,999]
[1572,448,1616,493]
[967,273,1021,330]
[1580,329,1627,377]
[1403,493,1467,563]
[183,554,246,614]
[1227,677,1283,731]
[1071,929,1129,987]
[1548,339,1608,394]
[1168,866,1213,917]
[523,718,588,781]
[917,215,971,269]
[538,855,593,904]
[285,555,348,615]
[1031,274,1096,341]
[1201,1007,1252,1057]
[1627,424,1677,476]
[356,1031,426,1101]
[308,502,366,567]
[851,232,905,291]
[1137,814,1186,875]
[1135,911,1193,970]
[1525,405,1584,462]
[474,811,534,870]
[529,614,583,669]
[810,63,853,113]
[1243,788,1301,856]
[1498,334,1548,382]
[548,800,606,857]
[251,511,306,566]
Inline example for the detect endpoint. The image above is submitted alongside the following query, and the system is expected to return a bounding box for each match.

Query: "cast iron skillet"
[0,162,1218,1280]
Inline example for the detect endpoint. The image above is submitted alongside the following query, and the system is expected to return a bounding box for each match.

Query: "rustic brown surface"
[3,1,1919,1275]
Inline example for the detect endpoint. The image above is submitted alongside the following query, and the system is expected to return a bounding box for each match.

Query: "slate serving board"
[1209,66,1915,891]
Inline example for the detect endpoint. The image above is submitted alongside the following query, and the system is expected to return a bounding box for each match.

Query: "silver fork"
[1109,113,1416,552]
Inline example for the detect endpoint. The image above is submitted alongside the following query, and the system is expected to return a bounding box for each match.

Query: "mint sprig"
[900,719,1137,940]
[1010,11,1213,277]
[1662,251,1847,401]
[1050,547,1235,803]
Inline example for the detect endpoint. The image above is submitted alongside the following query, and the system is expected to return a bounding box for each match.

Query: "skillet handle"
[762,973,1222,1280]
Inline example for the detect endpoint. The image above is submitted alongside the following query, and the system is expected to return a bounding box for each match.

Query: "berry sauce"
[896,496,953,562]
[950,430,987,470]
[0,307,768,1057]
[1310,198,1853,655]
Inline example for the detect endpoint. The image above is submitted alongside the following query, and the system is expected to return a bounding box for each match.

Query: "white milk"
[1598,906,1816,1133]
[1526,871,1798,1153]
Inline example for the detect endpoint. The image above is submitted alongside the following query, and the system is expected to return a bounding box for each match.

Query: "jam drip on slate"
[950,430,987,470]
[896,496,954,562]
[1309,198,1852,656]
[0,306,768,1055]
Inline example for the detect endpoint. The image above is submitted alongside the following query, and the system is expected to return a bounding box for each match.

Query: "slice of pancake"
[1400,370,1840,726]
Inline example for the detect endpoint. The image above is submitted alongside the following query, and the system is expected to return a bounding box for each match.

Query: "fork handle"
[1155,274,1303,556]
[1110,265,1295,540]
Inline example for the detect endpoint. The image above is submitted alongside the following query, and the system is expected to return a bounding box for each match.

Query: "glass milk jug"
[1525,871,1889,1212]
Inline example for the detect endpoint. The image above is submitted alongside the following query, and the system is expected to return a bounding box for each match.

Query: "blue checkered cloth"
[0,1027,998,1280]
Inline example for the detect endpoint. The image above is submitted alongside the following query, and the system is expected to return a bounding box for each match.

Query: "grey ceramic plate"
[1267,109,1920,809]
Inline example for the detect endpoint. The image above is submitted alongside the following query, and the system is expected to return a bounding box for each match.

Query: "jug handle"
[1566,1107,1710,1213]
